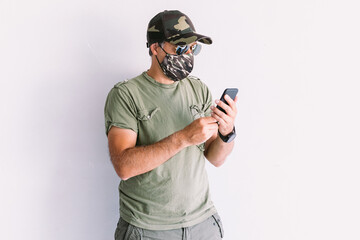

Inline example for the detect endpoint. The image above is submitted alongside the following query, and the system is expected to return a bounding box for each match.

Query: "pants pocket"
[115,218,143,240]
[114,218,128,240]
[124,224,143,240]
[212,213,225,238]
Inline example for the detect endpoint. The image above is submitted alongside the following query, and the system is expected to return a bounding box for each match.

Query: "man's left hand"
[210,94,238,136]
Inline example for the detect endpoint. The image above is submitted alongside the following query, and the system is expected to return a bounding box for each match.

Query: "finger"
[209,125,219,134]
[209,127,219,136]
[224,95,237,112]
[217,101,236,119]
[201,116,218,123]
[208,121,219,126]
[204,123,218,135]
[234,95,239,103]
[211,110,235,134]
[215,99,232,115]
[223,95,237,118]
[208,122,219,129]
[211,105,232,123]
[211,111,227,126]
[214,112,234,132]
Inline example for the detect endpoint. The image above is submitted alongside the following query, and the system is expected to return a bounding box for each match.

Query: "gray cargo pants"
[114,213,224,240]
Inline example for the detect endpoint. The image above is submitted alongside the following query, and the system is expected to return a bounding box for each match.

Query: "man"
[104,10,238,240]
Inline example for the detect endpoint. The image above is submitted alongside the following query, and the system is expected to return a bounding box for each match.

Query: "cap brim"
[167,32,212,46]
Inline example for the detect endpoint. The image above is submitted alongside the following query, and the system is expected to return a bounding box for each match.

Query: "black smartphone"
[216,88,238,114]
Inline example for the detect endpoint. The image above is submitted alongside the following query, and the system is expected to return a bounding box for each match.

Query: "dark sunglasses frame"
[158,42,201,56]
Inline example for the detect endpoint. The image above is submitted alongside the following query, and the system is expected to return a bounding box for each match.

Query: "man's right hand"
[180,117,219,146]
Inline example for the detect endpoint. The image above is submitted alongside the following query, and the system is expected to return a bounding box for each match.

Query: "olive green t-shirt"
[104,71,217,230]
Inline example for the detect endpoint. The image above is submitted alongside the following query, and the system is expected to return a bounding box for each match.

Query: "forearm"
[205,135,234,167]
[111,130,188,180]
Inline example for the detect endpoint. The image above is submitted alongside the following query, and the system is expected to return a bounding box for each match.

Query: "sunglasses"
[175,43,202,56]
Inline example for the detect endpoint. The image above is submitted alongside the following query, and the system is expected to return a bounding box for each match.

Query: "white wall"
[1,0,359,239]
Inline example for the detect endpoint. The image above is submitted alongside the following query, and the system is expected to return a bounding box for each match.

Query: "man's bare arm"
[108,117,218,180]
[204,132,235,167]
[204,94,238,167]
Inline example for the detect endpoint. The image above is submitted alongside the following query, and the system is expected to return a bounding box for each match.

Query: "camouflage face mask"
[156,45,194,81]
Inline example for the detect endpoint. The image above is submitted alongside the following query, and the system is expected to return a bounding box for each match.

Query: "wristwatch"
[218,126,236,143]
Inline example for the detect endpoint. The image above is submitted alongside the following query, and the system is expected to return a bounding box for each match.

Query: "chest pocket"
[190,104,206,120]
[189,104,208,152]
[136,107,161,144]
[136,107,160,121]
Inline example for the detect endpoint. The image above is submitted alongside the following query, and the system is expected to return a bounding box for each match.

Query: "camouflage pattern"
[156,52,194,81]
[147,10,212,47]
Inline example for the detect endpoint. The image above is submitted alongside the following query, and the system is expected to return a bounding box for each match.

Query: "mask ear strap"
[158,43,169,55]
[155,55,162,66]
[155,55,167,74]
[155,43,166,69]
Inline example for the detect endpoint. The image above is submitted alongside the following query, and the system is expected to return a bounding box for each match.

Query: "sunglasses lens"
[192,44,202,56]
[176,44,202,55]
[176,45,189,55]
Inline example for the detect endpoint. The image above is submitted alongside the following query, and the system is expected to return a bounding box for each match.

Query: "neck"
[147,56,175,85]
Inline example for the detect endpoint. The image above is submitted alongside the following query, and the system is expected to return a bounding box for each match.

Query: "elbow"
[212,161,225,168]
[116,168,130,181]
[116,169,126,180]
[209,156,226,167]
[120,176,129,181]
[112,159,131,181]
[205,151,225,167]
[110,152,131,180]
[114,165,131,181]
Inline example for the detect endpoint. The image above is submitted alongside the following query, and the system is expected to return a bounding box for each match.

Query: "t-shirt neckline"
[142,71,179,89]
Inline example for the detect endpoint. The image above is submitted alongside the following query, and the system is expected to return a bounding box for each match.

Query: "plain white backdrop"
[1,0,360,239]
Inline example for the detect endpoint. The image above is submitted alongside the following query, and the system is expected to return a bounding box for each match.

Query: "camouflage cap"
[146,10,213,48]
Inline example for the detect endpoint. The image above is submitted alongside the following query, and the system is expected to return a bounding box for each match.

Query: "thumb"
[203,116,218,123]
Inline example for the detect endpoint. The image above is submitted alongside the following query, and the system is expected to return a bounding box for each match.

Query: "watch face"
[219,127,236,143]
[227,132,236,143]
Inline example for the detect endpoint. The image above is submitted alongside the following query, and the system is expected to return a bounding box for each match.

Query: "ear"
[150,43,159,56]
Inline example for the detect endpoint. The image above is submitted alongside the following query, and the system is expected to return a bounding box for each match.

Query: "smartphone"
[216,88,238,114]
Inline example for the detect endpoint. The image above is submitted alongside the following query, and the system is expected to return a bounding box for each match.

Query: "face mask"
[156,45,194,81]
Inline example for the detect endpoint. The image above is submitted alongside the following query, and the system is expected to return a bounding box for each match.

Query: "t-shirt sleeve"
[202,83,213,117]
[104,85,138,136]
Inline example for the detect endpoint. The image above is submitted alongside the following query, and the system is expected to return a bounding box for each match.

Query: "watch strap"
[218,126,236,143]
